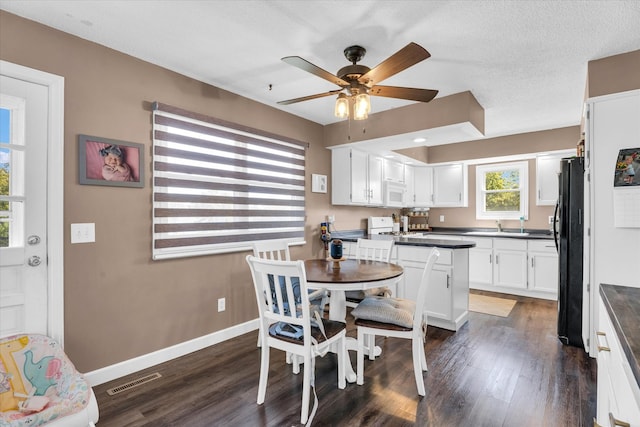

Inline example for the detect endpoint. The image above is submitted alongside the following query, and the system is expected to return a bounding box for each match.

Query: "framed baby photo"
[78,134,145,188]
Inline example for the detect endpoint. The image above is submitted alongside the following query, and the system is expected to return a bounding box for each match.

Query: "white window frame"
[476,161,528,220]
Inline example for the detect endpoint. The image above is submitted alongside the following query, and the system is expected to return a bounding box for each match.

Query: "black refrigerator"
[554,157,584,347]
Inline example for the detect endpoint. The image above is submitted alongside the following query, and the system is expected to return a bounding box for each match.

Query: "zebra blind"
[152,102,306,260]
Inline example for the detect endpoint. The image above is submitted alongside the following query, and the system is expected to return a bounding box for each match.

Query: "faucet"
[496,220,502,232]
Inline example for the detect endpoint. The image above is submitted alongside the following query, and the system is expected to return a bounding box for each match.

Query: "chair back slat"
[413,248,440,330]
[253,239,292,261]
[355,238,394,262]
[247,256,311,332]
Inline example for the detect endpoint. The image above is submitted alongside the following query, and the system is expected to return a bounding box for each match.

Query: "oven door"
[384,181,406,207]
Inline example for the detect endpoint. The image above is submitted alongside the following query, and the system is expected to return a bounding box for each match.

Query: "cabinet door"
[528,251,558,293]
[425,267,453,321]
[405,165,415,206]
[536,154,564,206]
[384,159,404,183]
[469,247,493,287]
[413,166,433,207]
[368,155,384,205]
[493,249,528,289]
[350,149,369,204]
[433,164,466,206]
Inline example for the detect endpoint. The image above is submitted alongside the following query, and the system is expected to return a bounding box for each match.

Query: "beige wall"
[588,49,640,98]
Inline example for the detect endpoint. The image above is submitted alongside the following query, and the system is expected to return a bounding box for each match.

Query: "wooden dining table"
[305,258,404,382]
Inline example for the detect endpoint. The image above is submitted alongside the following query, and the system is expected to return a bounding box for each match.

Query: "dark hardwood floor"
[93,290,596,426]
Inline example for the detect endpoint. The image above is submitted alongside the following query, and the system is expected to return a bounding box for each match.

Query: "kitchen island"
[333,231,475,331]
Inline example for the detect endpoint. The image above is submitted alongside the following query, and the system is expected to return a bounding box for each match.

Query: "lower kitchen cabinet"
[596,298,640,427]
[493,238,528,290]
[468,237,558,300]
[396,245,469,331]
[527,240,558,294]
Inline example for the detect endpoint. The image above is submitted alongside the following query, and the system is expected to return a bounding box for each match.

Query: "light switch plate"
[71,223,95,243]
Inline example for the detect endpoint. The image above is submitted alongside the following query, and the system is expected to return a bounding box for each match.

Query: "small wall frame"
[311,174,327,193]
[78,134,144,188]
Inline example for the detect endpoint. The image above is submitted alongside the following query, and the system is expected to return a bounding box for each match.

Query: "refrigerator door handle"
[553,200,560,253]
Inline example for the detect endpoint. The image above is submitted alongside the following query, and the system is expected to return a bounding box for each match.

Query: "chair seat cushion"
[345,287,391,303]
[268,319,345,345]
[351,296,415,329]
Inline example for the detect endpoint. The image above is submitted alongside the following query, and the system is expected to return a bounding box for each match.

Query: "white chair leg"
[412,337,426,396]
[419,337,428,371]
[257,344,270,404]
[367,334,376,361]
[338,336,346,389]
[300,354,312,424]
[357,328,365,385]
[292,353,301,374]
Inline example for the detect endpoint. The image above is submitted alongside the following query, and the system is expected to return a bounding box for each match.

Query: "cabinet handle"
[489,254,492,264]
[495,255,499,264]
[446,274,450,288]
[458,193,462,201]
[531,258,534,268]
[609,413,631,427]
[596,331,610,352]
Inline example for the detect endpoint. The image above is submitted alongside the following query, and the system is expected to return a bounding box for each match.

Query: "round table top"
[304,258,403,284]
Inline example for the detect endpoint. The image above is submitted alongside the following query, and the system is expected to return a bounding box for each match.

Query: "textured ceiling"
[2,1,640,152]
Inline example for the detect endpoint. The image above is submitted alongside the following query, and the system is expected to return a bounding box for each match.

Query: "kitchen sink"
[464,231,530,236]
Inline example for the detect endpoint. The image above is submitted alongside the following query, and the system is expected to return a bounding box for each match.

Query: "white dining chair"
[252,240,328,350]
[352,247,440,396]
[246,255,346,425]
[345,238,395,308]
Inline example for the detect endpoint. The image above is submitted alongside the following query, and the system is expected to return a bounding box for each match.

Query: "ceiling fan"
[278,42,438,119]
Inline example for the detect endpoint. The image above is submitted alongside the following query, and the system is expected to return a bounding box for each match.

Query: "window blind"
[152,102,306,260]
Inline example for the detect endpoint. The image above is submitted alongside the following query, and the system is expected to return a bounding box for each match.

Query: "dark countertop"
[600,283,640,390]
[426,227,554,240]
[331,230,476,249]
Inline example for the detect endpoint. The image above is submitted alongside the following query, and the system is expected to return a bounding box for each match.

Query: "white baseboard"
[84,319,259,386]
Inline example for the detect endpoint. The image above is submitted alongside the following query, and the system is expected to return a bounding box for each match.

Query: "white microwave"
[384,181,406,207]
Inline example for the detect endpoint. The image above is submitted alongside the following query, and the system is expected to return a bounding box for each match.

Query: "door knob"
[27,256,42,267]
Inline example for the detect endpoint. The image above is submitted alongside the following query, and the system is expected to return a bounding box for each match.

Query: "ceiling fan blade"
[282,56,350,87]
[369,85,439,103]
[277,89,344,105]
[358,42,431,85]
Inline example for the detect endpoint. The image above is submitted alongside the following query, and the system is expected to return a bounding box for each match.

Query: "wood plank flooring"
[93,290,596,426]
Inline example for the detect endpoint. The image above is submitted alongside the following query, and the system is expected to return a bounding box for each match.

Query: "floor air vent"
[107,372,162,395]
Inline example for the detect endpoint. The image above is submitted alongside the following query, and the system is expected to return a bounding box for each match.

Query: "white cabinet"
[433,163,467,207]
[467,236,557,299]
[527,240,558,293]
[468,237,493,286]
[596,298,640,427]
[331,148,383,206]
[396,245,469,331]
[413,166,434,207]
[536,153,566,206]
[384,159,404,183]
[493,238,528,290]
[404,165,415,207]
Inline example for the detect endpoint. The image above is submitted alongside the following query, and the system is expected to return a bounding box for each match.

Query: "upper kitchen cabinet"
[383,159,405,183]
[411,166,434,207]
[433,163,468,207]
[536,152,565,205]
[331,147,384,206]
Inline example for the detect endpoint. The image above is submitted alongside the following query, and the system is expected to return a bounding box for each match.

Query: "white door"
[0,75,49,338]
[0,62,64,342]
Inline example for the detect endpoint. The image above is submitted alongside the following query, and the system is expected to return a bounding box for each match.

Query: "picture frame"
[311,174,327,193]
[78,134,144,188]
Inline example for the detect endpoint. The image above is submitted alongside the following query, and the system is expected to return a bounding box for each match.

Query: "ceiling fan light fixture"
[354,92,370,120]
[334,93,349,118]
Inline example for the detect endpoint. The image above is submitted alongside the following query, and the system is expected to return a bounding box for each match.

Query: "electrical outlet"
[328,215,335,224]
[439,215,445,222]
[217,298,226,312]
[548,216,554,224]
